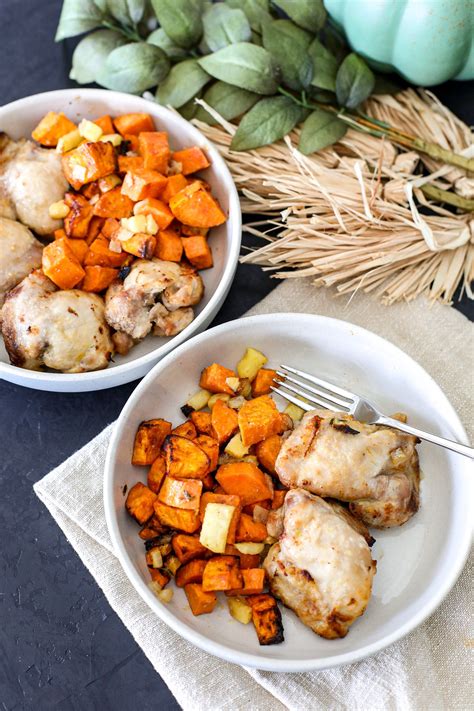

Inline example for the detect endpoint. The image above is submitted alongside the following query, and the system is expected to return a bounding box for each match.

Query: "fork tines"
[271,364,354,414]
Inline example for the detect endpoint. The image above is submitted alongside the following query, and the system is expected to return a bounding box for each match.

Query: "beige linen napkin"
[34,280,473,711]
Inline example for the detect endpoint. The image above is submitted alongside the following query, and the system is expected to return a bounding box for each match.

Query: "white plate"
[104,313,473,672]
[0,89,241,391]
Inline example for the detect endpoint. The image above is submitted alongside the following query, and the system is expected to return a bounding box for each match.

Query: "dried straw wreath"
[192,89,473,304]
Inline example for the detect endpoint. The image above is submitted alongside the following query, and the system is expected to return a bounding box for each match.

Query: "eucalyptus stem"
[420,184,474,212]
[102,19,141,42]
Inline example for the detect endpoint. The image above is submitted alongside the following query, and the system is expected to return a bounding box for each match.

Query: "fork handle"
[376,416,474,459]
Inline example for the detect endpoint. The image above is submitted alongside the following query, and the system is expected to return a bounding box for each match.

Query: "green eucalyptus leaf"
[198,42,278,95]
[262,19,312,91]
[231,95,302,150]
[225,0,271,32]
[151,0,203,49]
[298,108,347,154]
[70,29,126,84]
[202,4,251,52]
[308,38,338,92]
[97,42,170,93]
[179,91,202,120]
[336,52,375,109]
[147,28,188,58]
[156,58,210,107]
[106,0,146,25]
[308,88,336,103]
[55,0,104,41]
[195,80,259,124]
[272,0,326,33]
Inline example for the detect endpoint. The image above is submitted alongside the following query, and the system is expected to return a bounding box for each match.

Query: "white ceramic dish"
[104,312,473,672]
[0,89,241,392]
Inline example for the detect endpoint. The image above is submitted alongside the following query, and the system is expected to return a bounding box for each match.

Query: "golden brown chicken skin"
[275,409,420,528]
[264,489,376,639]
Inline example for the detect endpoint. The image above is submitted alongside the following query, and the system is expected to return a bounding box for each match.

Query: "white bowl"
[104,313,473,672]
[0,89,241,392]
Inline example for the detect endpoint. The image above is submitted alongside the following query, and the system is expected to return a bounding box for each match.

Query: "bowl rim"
[104,311,473,672]
[0,88,241,387]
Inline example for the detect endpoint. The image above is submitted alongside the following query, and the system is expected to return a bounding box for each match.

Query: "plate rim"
[0,87,241,389]
[104,311,473,672]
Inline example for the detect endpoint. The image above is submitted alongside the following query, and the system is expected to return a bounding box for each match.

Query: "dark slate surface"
[0,1,472,709]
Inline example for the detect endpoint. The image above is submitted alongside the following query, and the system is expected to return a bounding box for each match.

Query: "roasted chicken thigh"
[105,259,203,341]
[0,217,42,306]
[264,488,376,639]
[276,409,420,528]
[1,271,112,372]
[0,134,68,235]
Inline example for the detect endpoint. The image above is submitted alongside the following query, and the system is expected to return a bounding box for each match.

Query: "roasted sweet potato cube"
[84,236,129,267]
[63,192,93,239]
[81,181,100,200]
[149,567,170,589]
[32,111,76,146]
[42,238,85,289]
[255,434,282,476]
[159,477,203,511]
[191,412,213,437]
[121,168,167,201]
[248,594,284,645]
[172,147,210,176]
[199,492,241,545]
[251,369,279,397]
[125,482,157,524]
[101,217,120,240]
[182,235,213,270]
[82,265,117,292]
[114,113,155,136]
[211,399,239,445]
[172,534,209,564]
[86,216,105,244]
[226,568,266,596]
[195,434,219,472]
[201,473,215,490]
[216,462,273,507]
[180,224,209,237]
[199,363,237,394]
[54,234,88,264]
[153,500,201,533]
[154,229,183,262]
[202,555,242,592]
[134,198,174,229]
[132,419,172,466]
[121,233,156,259]
[172,420,197,440]
[184,583,217,615]
[237,552,261,569]
[238,395,286,447]
[94,114,115,134]
[272,489,287,510]
[138,132,170,173]
[169,181,226,228]
[118,155,144,174]
[147,455,166,494]
[93,187,134,218]
[139,521,165,540]
[62,141,116,190]
[163,435,210,479]
[175,558,207,587]
[162,173,188,203]
[236,513,267,543]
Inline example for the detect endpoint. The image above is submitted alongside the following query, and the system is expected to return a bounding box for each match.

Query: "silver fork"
[271,364,474,459]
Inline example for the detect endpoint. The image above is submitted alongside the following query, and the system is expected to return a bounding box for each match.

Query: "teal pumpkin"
[324,0,474,86]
